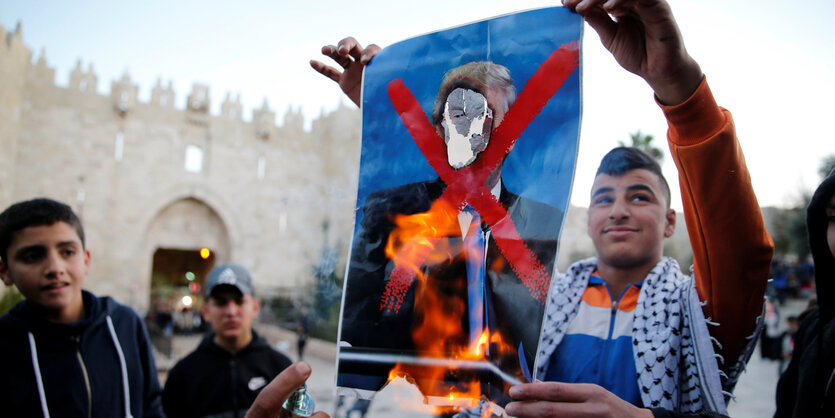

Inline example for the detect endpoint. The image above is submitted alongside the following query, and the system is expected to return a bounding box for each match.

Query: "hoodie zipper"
[75,336,93,418]
[230,358,239,418]
[598,283,630,391]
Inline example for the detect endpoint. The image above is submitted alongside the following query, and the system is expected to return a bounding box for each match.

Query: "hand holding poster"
[336,6,583,409]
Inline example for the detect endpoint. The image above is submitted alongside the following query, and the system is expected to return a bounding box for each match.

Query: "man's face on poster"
[441,87,497,169]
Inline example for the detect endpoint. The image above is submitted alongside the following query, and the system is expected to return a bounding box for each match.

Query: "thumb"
[582,7,618,51]
[246,362,312,418]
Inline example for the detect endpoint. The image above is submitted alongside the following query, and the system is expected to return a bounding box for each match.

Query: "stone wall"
[0,25,360,311]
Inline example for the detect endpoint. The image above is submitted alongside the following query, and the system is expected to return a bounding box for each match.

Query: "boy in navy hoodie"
[0,198,165,417]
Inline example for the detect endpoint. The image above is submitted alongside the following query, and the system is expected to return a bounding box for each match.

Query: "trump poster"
[336,6,583,409]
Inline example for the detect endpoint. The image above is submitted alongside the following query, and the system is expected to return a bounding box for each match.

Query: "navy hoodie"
[0,290,165,417]
[775,169,835,417]
[162,330,291,418]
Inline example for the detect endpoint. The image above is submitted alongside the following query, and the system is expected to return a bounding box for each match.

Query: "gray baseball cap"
[205,263,253,297]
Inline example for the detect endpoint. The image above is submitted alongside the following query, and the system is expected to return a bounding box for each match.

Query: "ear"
[202,302,210,321]
[0,260,12,286]
[663,209,676,238]
[252,298,261,315]
[83,249,91,270]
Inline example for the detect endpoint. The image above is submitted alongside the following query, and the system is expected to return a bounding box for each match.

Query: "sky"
[2,0,833,210]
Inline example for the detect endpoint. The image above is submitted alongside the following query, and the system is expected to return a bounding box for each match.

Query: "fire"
[382,196,521,413]
[465,329,507,359]
[384,198,461,271]
[474,331,489,357]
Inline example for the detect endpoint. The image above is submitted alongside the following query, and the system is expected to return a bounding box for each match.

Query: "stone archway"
[144,197,231,320]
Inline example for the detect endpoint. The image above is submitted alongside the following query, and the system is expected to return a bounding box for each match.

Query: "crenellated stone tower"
[0,23,361,312]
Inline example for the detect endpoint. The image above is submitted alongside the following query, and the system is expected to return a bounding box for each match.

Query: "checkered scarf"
[535,257,730,414]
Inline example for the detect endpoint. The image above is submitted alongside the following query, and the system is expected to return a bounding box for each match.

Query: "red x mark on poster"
[380,43,579,314]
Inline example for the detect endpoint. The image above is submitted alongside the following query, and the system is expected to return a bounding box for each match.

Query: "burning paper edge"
[336,349,524,408]
[336,386,378,401]
[339,351,525,387]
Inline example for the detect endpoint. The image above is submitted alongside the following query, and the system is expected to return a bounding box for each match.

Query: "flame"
[474,331,489,357]
[385,198,461,272]
[382,197,521,413]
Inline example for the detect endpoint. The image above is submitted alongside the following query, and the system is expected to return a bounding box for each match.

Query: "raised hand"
[562,0,702,105]
[310,36,381,107]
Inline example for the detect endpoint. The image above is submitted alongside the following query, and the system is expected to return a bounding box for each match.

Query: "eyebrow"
[591,184,657,198]
[13,241,80,254]
[591,186,614,198]
[627,184,657,197]
[11,244,46,260]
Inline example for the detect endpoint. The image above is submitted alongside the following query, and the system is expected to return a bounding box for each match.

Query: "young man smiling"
[162,263,291,418]
[586,159,676,298]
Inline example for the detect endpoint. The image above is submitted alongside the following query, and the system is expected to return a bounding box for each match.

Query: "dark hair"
[595,147,671,208]
[0,198,85,262]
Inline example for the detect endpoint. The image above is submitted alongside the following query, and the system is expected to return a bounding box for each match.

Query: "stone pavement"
[726,296,808,418]
[158,296,811,417]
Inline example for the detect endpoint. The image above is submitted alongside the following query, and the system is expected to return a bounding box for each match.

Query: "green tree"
[0,286,23,315]
[771,191,811,261]
[771,154,835,261]
[618,130,664,163]
[307,221,343,341]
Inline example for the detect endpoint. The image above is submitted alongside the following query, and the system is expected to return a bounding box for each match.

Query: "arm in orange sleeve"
[661,77,774,371]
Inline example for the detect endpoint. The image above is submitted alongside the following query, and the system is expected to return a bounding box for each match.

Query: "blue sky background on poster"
[1,0,832,211]
[355,7,581,227]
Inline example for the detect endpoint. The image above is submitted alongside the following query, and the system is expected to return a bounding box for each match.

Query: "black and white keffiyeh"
[535,257,736,414]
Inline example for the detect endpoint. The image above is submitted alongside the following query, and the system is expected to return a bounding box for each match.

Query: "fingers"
[246,362,322,418]
[319,44,352,69]
[316,37,379,73]
[581,5,618,47]
[335,38,380,68]
[309,60,342,83]
[562,0,606,14]
[505,400,591,417]
[563,0,640,16]
[507,383,653,418]
[311,36,378,107]
[338,36,364,62]
[509,382,598,402]
[361,44,381,65]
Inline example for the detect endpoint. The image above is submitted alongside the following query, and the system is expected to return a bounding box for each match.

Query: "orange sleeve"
[660,77,774,370]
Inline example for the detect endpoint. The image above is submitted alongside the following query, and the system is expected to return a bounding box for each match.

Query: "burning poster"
[337,6,582,409]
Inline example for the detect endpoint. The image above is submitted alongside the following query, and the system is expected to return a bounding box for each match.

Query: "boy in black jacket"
[0,198,164,417]
[162,263,292,418]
